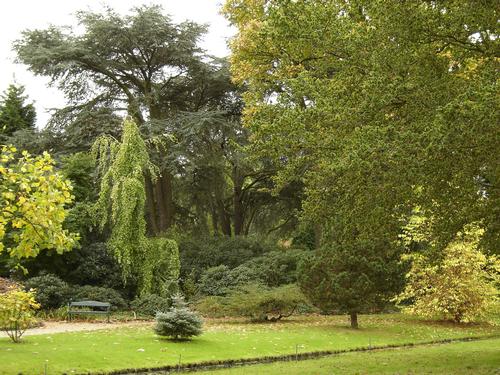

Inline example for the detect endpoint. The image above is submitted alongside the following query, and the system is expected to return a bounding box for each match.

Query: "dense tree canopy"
[14,5,293,238]
[2,2,496,331]
[223,0,499,325]
[223,0,498,249]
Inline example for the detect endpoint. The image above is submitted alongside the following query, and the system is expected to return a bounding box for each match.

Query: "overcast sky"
[0,0,234,128]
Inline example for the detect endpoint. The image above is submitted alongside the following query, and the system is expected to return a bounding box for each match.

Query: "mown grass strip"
[96,334,499,375]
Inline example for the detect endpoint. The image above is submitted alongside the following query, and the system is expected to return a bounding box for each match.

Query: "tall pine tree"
[0,84,36,138]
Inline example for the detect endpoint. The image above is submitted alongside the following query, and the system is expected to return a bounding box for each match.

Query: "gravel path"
[1,320,152,337]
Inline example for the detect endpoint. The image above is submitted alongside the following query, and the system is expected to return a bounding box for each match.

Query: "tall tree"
[14,5,211,234]
[0,84,36,139]
[223,0,498,248]
[223,0,499,321]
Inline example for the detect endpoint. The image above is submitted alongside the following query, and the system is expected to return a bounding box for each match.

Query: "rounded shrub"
[197,265,235,296]
[178,235,273,281]
[23,274,71,309]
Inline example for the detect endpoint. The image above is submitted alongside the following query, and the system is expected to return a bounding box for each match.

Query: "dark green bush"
[72,285,127,311]
[23,274,71,309]
[197,265,255,296]
[65,242,124,290]
[233,249,308,287]
[131,294,171,317]
[154,294,202,340]
[179,236,272,282]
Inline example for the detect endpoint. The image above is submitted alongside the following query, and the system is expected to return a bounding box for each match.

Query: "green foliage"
[299,240,405,328]
[154,294,202,340]
[223,0,499,255]
[93,118,150,279]
[200,283,308,322]
[23,273,71,309]
[191,247,307,298]
[65,243,124,290]
[93,118,179,296]
[292,225,316,251]
[0,146,79,260]
[197,265,234,297]
[131,294,171,317]
[61,152,96,202]
[72,285,127,311]
[0,84,36,138]
[141,238,180,297]
[396,228,499,323]
[179,236,272,281]
[197,265,253,297]
[0,287,40,342]
[234,249,307,287]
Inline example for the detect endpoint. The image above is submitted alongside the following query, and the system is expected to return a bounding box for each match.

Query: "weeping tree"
[93,118,179,296]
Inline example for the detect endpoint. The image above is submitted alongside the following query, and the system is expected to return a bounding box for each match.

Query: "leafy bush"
[72,285,127,311]
[227,284,308,321]
[131,294,171,317]
[197,266,234,296]
[23,273,71,309]
[234,249,307,287]
[154,294,202,340]
[0,287,40,342]
[65,243,124,290]
[197,283,309,322]
[395,229,499,323]
[195,249,307,298]
[197,265,255,297]
[179,236,272,281]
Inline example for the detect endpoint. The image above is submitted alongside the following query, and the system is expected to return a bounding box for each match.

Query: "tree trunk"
[154,178,168,232]
[349,312,359,329]
[232,167,245,236]
[145,176,159,235]
[210,203,219,235]
[217,200,232,236]
[160,172,174,229]
[153,171,175,232]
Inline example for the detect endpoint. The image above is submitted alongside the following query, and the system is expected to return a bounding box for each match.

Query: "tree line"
[1,2,498,328]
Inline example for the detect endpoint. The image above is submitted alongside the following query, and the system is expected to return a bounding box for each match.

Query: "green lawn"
[0,314,498,374]
[197,337,500,375]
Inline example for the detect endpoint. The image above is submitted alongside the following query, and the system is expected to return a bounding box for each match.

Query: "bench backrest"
[69,300,111,308]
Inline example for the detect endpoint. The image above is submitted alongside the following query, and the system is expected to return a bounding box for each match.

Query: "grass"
[197,337,500,374]
[0,314,498,374]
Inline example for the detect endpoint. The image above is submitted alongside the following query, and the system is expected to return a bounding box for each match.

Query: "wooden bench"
[67,300,111,323]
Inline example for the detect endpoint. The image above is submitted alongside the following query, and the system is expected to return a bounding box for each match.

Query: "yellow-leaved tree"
[0,145,79,260]
[0,287,40,342]
[396,227,499,323]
